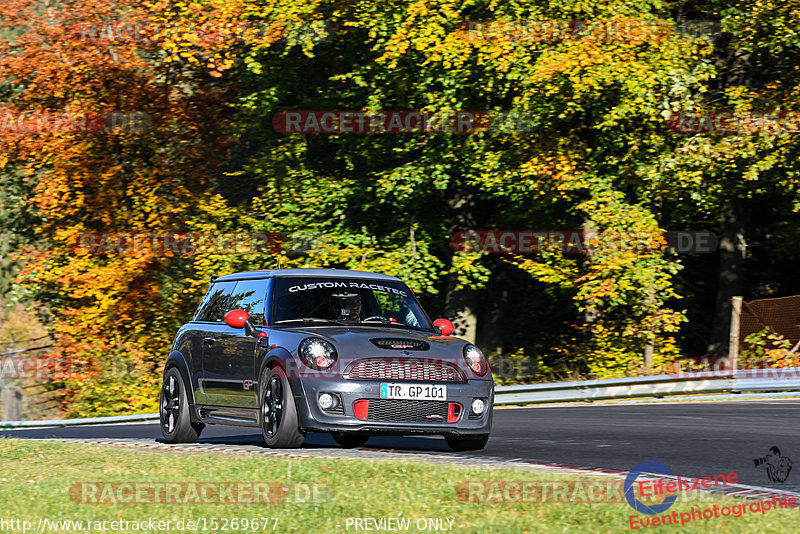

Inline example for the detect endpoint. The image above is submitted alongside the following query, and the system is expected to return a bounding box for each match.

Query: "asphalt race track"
[4,400,800,493]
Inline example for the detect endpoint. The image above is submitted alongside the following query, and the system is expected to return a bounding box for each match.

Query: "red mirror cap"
[224,309,250,329]
[433,318,454,336]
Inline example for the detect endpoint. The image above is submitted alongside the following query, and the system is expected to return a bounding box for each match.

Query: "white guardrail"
[0,413,159,429]
[2,368,800,428]
[493,368,800,405]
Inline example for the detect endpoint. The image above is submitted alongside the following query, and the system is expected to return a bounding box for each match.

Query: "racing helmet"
[331,291,362,320]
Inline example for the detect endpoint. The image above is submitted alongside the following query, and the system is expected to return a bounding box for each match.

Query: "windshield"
[271,277,432,331]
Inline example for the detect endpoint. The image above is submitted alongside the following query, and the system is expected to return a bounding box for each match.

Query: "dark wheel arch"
[258,348,306,397]
[258,365,305,448]
[164,352,195,403]
[163,352,203,424]
[160,367,204,443]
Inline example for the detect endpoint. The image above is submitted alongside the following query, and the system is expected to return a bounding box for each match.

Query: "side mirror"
[224,309,255,336]
[433,318,454,336]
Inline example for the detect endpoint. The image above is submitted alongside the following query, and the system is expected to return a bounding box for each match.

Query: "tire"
[260,366,305,448]
[445,434,489,451]
[331,432,370,448]
[160,367,204,443]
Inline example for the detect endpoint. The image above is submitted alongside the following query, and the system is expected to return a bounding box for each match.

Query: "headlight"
[299,338,338,370]
[463,344,488,376]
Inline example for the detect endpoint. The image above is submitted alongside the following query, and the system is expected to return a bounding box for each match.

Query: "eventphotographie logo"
[624,462,678,515]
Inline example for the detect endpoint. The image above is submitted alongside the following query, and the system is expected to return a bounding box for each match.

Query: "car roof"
[214,268,402,283]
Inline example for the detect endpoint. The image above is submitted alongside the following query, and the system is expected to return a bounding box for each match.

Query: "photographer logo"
[753,446,792,483]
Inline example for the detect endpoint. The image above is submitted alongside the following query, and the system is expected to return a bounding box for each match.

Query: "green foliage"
[579,323,682,378]
[3,0,800,417]
[62,357,160,417]
[739,329,800,369]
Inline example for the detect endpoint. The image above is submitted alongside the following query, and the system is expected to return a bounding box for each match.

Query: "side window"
[194,281,236,322]
[193,285,215,321]
[227,279,267,325]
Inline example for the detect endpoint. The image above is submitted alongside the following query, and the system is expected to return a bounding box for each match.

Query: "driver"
[331,292,362,321]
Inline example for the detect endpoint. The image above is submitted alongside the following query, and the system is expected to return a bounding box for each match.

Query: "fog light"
[471,398,486,415]
[318,393,335,410]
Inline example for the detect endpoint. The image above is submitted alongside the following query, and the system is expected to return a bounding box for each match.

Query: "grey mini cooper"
[160,268,493,450]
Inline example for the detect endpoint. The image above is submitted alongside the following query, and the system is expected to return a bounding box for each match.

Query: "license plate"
[380,383,446,400]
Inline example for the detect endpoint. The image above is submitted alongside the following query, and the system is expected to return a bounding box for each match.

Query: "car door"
[200,278,268,408]
[191,280,236,405]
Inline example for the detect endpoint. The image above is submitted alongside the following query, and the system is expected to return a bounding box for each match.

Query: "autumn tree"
[0,0,237,414]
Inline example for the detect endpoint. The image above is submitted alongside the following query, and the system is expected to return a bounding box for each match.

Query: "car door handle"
[202,336,217,345]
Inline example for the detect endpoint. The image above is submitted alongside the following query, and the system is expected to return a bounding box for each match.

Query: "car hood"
[268,325,491,380]
[274,325,469,361]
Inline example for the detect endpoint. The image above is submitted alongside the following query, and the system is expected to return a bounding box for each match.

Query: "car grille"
[347,358,464,382]
[324,404,345,415]
[366,399,449,423]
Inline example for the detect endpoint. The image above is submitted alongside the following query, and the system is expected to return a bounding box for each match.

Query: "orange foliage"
[0,0,235,415]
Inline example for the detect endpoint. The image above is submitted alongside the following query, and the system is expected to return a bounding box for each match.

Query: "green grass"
[0,438,795,533]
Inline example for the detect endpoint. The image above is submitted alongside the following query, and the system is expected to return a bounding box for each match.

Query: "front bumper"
[291,376,493,436]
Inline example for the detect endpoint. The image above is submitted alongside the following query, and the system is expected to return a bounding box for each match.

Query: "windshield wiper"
[357,320,429,332]
[273,318,345,326]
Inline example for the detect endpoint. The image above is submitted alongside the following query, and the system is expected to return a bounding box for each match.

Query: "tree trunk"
[444,281,478,344]
[444,190,478,344]
[2,386,23,421]
[582,218,598,341]
[707,199,747,357]
[476,281,505,355]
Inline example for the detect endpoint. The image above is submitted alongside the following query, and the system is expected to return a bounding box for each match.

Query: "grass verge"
[0,438,795,533]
